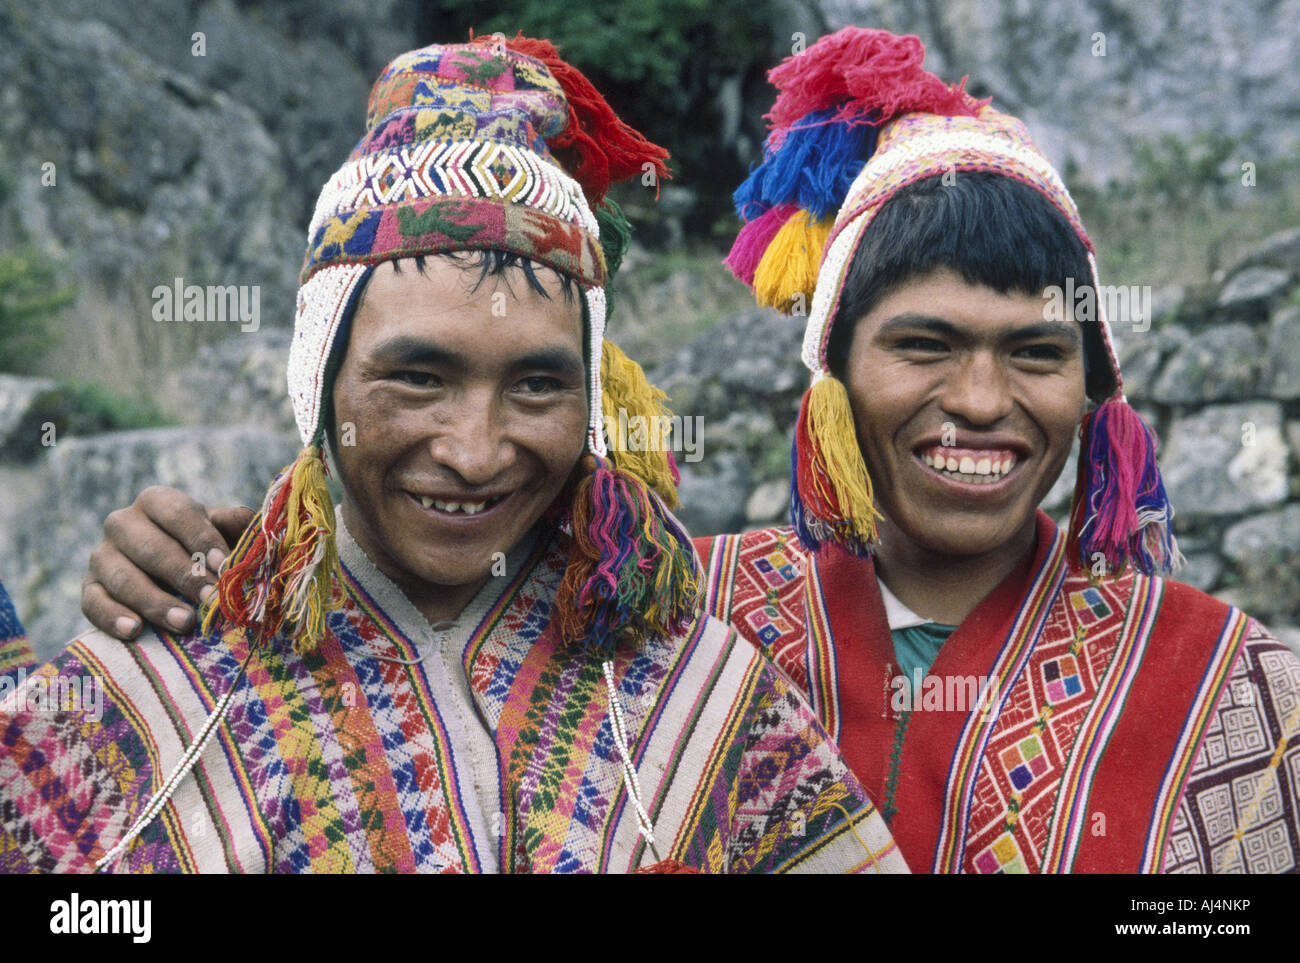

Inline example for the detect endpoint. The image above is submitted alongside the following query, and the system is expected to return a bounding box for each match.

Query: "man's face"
[331,257,587,608]
[842,266,1087,561]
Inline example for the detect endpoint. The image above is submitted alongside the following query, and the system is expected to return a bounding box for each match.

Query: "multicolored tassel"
[1066,395,1182,577]
[553,454,700,656]
[789,376,881,556]
[202,442,340,652]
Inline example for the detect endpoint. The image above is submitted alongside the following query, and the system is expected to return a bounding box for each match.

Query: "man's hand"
[82,487,255,640]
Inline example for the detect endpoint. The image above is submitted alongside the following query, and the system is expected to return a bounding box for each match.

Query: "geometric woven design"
[1160,633,1300,874]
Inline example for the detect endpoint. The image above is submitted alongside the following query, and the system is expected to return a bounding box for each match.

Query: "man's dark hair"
[370,250,580,304]
[825,172,1111,397]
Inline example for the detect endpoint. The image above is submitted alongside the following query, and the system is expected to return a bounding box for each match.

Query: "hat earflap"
[790,374,882,556]
[203,440,340,653]
[1066,395,1182,577]
[553,454,700,656]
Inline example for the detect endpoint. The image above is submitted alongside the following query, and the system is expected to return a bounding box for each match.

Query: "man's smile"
[403,489,513,520]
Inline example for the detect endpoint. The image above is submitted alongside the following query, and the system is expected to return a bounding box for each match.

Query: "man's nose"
[428,393,516,485]
[939,350,1015,426]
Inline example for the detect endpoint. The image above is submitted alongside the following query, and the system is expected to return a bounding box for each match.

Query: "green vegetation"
[0,247,76,373]
[436,0,779,226]
[1072,134,1300,289]
[58,380,173,433]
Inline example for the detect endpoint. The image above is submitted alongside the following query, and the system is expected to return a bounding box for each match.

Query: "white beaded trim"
[308,140,598,242]
[603,659,657,855]
[95,677,244,871]
[585,286,608,457]
[288,264,370,445]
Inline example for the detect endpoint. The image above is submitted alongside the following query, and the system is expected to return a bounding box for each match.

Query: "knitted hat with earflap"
[204,34,696,656]
[725,26,1181,576]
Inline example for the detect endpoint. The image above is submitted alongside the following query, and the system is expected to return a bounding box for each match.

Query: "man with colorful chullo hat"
[0,34,906,874]
[697,26,1300,873]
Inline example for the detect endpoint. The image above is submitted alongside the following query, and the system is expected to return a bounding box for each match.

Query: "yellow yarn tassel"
[600,339,681,510]
[805,375,881,545]
[201,443,340,653]
[280,446,340,652]
[752,211,832,315]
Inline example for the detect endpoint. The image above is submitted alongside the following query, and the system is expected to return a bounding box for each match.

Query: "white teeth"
[421,497,491,514]
[921,450,1020,482]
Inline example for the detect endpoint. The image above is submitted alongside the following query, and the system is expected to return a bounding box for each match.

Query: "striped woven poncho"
[0,515,905,874]
[697,511,1300,874]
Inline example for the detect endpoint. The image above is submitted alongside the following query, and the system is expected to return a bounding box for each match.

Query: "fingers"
[83,542,200,639]
[81,578,145,640]
[102,505,214,606]
[134,486,235,594]
[209,506,256,556]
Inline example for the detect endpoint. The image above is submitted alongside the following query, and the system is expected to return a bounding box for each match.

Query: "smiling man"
[0,36,904,874]
[701,27,1300,873]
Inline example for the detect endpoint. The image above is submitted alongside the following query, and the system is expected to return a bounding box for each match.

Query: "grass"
[607,243,755,370]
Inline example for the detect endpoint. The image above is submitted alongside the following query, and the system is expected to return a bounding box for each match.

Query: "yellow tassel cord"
[201,444,340,653]
[600,339,681,510]
[805,375,881,546]
[752,210,833,315]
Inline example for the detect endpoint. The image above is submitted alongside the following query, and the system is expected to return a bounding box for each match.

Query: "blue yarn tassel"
[733,108,878,221]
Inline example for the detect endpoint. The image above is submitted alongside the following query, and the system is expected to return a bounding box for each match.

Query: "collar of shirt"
[876,578,935,632]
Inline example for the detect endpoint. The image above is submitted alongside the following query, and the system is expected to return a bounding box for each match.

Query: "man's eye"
[1016,344,1065,361]
[898,337,948,352]
[515,376,563,395]
[393,371,441,387]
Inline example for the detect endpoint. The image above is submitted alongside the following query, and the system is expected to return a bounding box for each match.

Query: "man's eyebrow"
[511,348,585,378]
[876,313,1081,344]
[368,337,467,370]
[365,338,584,376]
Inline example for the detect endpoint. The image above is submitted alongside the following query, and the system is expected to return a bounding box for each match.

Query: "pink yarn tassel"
[724,203,797,286]
[1068,395,1180,575]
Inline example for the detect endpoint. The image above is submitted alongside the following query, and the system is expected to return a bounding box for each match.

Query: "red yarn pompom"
[765,27,987,141]
[499,33,671,204]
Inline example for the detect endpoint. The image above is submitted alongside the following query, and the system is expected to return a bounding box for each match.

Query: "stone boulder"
[1162,402,1288,516]
[1221,504,1300,625]
[1150,324,1262,404]
[5,425,298,663]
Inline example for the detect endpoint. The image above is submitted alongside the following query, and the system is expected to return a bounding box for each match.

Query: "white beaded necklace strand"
[95,647,256,872]
[602,659,661,864]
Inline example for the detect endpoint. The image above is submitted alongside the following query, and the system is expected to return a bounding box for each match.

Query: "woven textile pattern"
[697,519,1300,873]
[0,534,905,874]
